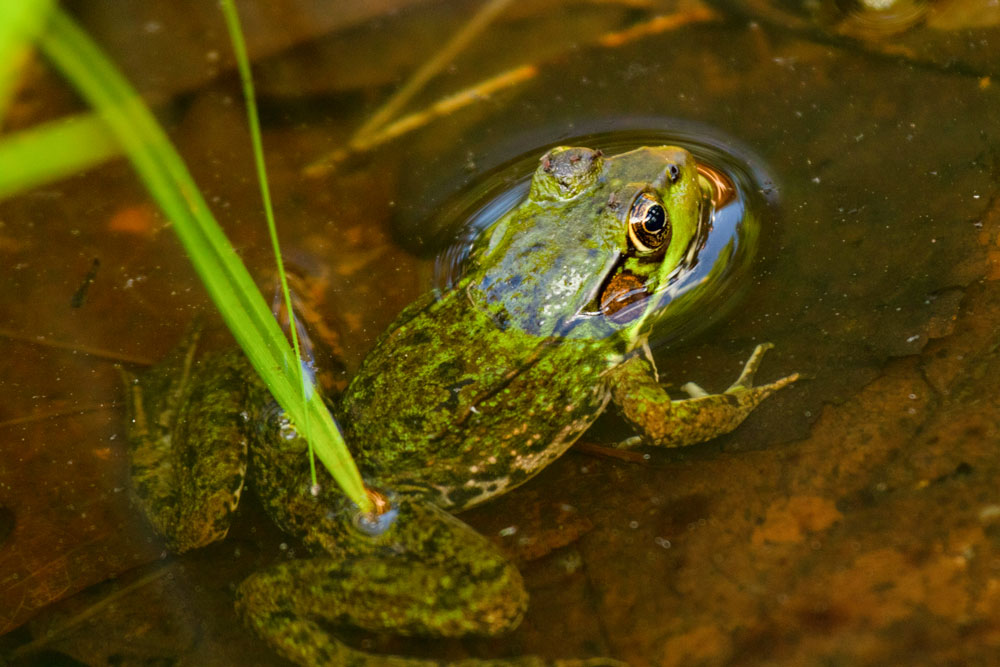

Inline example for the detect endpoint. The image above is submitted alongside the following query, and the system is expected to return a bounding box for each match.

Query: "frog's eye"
[627,192,671,255]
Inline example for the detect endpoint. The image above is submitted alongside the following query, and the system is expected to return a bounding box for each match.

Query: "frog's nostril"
[667,163,681,183]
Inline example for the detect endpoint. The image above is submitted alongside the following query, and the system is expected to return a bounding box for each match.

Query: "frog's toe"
[679,381,709,398]
[756,371,801,395]
[726,343,796,392]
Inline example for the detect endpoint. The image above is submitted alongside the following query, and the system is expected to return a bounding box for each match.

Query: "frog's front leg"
[236,496,623,666]
[607,344,799,448]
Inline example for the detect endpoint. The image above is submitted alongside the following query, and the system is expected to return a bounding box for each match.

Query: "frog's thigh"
[608,348,798,448]
[124,357,249,553]
[236,499,527,666]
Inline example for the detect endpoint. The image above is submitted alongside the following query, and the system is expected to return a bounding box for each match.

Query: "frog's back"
[337,288,610,510]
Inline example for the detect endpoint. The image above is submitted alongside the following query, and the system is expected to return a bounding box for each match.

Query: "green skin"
[122,146,798,666]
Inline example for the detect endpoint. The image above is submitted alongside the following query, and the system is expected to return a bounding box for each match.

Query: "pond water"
[2,0,1000,665]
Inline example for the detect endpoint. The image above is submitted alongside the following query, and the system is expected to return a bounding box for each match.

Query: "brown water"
[3,0,1000,664]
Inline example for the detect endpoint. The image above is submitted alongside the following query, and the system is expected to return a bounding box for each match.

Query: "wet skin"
[123,146,798,666]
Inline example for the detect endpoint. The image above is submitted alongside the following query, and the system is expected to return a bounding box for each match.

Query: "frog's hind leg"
[236,497,523,665]
[679,344,776,399]
[121,334,250,554]
[608,343,799,449]
[236,497,622,666]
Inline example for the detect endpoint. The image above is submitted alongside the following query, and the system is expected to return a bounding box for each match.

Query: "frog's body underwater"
[123,146,798,666]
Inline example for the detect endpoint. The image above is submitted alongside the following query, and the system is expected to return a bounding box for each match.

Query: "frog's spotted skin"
[338,291,612,511]
[124,146,797,666]
[122,329,249,554]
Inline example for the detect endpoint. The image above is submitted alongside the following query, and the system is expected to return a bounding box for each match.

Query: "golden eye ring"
[627,192,670,255]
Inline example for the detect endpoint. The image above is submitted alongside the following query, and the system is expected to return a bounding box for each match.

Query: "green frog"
[122,146,798,666]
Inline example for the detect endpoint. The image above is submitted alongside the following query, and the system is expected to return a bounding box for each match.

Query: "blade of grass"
[219,0,318,489]
[0,112,120,199]
[0,0,54,127]
[37,6,373,514]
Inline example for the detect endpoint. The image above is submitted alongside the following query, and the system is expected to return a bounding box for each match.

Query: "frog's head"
[466,145,704,351]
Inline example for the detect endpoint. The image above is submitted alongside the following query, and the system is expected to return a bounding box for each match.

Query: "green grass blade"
[0,112,120,199]
[0,0,55,126]
[37,6,373,513]
[219,0,318,487]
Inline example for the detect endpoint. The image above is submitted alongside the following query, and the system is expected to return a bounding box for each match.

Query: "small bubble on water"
[629,520,639,529]
[654,537,671,549]
[499,525,518,537]
[908,393,917,399]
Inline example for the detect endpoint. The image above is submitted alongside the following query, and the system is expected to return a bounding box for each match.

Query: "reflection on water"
[833,0,930,36]
[432,126,777,349]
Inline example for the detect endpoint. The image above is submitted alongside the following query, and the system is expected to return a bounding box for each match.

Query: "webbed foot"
[609,343,799,448]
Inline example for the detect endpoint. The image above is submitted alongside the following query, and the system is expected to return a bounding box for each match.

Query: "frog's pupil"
[644,205,665,233]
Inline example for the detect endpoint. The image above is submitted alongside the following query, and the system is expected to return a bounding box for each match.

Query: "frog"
[122,145,799,666]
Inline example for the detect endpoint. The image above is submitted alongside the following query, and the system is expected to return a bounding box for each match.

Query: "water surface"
[2,1,1000,664]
